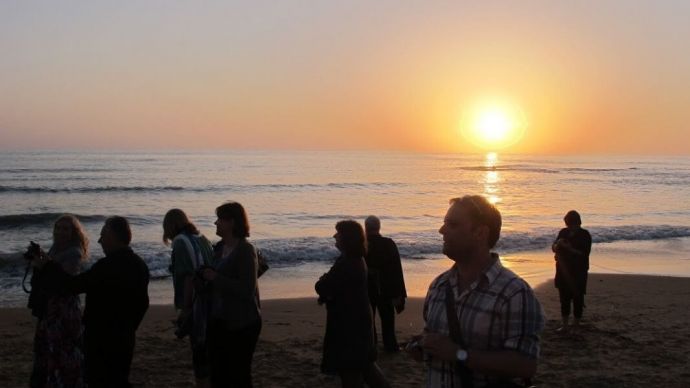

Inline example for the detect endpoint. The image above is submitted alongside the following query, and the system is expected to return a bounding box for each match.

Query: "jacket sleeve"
[212,243,258,300]
[315,260,345,301]
[387,240,407,298]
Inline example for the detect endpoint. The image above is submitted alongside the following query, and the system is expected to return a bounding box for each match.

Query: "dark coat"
[554,227,592,295]
[211,239,261,329]
[315,255,376,374]
[365,234,407,300]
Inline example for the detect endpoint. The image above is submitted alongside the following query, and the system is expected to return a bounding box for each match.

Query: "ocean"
[2,150,690,306]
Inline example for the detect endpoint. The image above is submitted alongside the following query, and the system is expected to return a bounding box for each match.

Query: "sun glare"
[460,100,527,150]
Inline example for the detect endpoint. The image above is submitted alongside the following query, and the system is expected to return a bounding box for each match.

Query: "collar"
[446,252,503,291]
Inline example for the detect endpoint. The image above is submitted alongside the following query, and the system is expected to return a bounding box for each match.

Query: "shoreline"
[1,273,689,387]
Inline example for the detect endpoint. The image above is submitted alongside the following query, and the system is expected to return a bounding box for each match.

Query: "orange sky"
[1,2,689,154]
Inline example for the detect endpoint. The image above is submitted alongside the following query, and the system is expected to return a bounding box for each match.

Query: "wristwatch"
[456,348,468,364]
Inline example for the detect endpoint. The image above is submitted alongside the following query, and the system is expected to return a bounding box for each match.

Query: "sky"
[1,1,689,154]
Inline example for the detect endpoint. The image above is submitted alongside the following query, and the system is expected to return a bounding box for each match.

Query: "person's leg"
[573,293,585,325]
[236,320,262,388]
[363,362,392,388]
[377,297,399,352]
[558,288,572,328]
[369,297,379,346]
[339,370,365,388]
[190,338,210,388]
[104,332,135,388]
[84,330,108,387]
[208,319,232,388]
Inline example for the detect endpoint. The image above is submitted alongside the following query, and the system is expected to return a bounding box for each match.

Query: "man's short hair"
[364,215,381,232]
[449,195,502,248]
[105,216,132,245]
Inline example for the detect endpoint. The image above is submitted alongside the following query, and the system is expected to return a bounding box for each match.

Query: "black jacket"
[315,255,376,374]
[44,246,150,336]
[554,227,592,295]
[365,234,407,299]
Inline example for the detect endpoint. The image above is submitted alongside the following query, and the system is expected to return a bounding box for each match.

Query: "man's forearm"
[466,349,537,378]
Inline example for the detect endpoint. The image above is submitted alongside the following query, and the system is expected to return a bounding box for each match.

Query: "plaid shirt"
[423,254,545,388]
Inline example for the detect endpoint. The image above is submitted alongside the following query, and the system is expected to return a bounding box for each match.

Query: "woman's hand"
[30,250,50,269]
[200,267,218,281]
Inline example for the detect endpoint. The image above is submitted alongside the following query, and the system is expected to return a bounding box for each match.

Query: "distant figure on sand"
[552,210,592,331]
[316,220,391,388]
[26,214,89,387]
[163,209,215,387]
[199,202,262,388]
[34,216,150,387]
[364,215,406,352]
[408,196,544,387]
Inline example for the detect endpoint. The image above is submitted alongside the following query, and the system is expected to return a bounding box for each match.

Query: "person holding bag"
[163,209,215,388]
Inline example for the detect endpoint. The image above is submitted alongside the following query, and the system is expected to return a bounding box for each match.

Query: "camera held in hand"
[23,241,41,261]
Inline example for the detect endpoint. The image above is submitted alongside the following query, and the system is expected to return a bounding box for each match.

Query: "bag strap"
[445,282,474,388]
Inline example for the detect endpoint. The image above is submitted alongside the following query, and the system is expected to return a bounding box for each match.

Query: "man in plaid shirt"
[408,195,545,387]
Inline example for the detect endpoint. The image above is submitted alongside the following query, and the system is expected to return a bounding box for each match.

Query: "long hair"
[216,201,250,239]
[335,220,367,258]
[163,208,200,244]
[54,214,90,260]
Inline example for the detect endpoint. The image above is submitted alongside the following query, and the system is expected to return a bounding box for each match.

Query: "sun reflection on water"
[483,152,501,204]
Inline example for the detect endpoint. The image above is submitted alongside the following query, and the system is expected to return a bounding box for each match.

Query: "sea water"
[2,151,689,305]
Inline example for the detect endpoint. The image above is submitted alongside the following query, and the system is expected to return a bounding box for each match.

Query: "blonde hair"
[54,214,90,261]
[163,208,199,244]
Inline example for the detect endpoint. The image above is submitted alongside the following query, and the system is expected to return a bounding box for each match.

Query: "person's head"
[53,214,89,259]
[99,216,132,255]
[364,215,381,236]
[214,201,250,240]
[564,210,582,228]
[334,220,367,258]
[438,195,502,261]
[162,208,200,244]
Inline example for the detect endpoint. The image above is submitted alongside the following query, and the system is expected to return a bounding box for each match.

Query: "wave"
[1,168,115,174]
[2,224,690,278]
[0,213,153,229]
[0,181,408,194]
[456,165,641,174]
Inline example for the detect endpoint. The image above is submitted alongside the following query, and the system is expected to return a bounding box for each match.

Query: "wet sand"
[1,274,689,387]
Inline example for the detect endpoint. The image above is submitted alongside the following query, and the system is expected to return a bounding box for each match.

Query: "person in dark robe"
[315,220,391,388]
[364,215,407,352]
[552,210,592,331]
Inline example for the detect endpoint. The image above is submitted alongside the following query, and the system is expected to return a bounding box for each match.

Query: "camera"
[23,241,41,261]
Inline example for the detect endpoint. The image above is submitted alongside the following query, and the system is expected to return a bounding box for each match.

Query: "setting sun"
[460,101,527,150]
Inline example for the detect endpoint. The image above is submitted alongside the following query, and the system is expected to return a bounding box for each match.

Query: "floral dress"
[30,246,85,388]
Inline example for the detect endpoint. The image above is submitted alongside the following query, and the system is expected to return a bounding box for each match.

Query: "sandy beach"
[1,273,689,387]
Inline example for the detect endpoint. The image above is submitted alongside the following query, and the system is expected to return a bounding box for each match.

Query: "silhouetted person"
[37,216,150,388]
[316,220,391,388]
[200,201,262,388]
[552,210,592,331]
[364,215,406,352]
[26,214,89,388]
[407,196,545,387]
